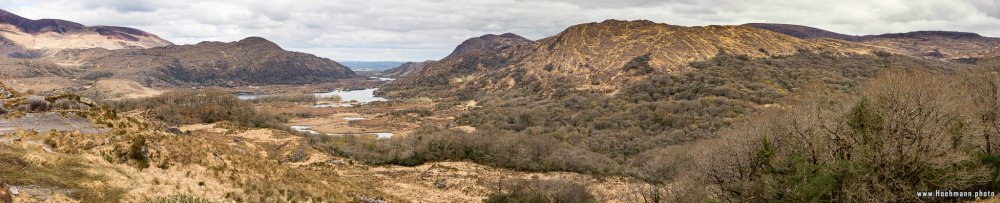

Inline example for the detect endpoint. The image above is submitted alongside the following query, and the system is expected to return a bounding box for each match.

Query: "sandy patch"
[178,123,225,133]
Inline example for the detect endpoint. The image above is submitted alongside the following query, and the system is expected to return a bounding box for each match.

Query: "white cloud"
[1,0,999,61]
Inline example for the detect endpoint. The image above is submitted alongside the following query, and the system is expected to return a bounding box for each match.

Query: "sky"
[1,0,999,61]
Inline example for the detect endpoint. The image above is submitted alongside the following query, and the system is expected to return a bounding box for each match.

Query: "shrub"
[699,70,995,202]
[80,71,114,80]
[485,179,594,203]
[144,194,211,203]
[105,89,286,129]
[622,54,654,74]
[253,93,317,103]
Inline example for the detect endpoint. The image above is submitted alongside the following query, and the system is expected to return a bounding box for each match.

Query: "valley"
[0,4,999,203]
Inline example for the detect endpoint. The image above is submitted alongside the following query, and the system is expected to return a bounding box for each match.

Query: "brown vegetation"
[105,88,286,129]
[50,37,356,87]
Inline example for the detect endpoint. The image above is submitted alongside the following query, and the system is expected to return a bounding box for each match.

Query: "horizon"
[3,0,1000,61]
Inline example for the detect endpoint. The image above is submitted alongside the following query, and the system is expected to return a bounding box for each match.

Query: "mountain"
[51,37,356,86]
[386,20,872,97]
[747,23,1000,59]
[382,61,429,77]
[445,33,532,58]
[339,61,406,71]
[861,31,1000,59]
[387,33,533,96]
[0,9,172,56]
[743,23,862,41]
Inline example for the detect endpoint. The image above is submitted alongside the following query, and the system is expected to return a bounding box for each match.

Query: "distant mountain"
[445,33,532,58]
[382,61,430,77]
[51,37,356,86]
[0,9,172,56]
[747,23,1000,59]
[339,61,406,71]
[387,33,533,96]
[743,23,862,41]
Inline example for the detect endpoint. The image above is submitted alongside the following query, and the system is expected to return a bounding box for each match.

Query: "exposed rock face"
[748,23,1000,59]
[51,37,357,86]
[0,9,172,55]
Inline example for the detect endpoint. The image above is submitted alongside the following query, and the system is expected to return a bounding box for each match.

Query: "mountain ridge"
[0,9,173,55]
[50,37,356,86]
[387,19,875,97]
[746,23,1000,59]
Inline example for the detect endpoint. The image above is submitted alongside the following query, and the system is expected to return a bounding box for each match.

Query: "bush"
[698,70,995,202]
[317,94,341,102]
[485,179,594,203]
[144,194,211,203]
[253,93,317,103]
[622,54,654,74]
[105,88,286,129]
[80,71,114,80]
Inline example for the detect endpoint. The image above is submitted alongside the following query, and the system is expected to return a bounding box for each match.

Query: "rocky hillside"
[747,23,1000,59]
[0,9,172,56]
[387,20,872,97]
[387,33,534,96]
[51,37,357,86]
[492,20,867,89]
[445,33,532,58]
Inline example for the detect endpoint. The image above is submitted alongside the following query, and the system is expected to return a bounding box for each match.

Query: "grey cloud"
[2,0,1000,61]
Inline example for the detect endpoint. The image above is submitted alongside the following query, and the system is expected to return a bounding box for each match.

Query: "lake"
[314,88,387,103]
[238,88,388,105]
[288,125,395,140]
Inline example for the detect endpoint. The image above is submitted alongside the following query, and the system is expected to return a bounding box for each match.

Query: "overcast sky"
[2,0,999,61]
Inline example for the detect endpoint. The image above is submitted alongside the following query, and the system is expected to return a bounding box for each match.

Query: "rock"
[356,195,387,203]
[8,186,17,195]
[0,183,12,203]
[434,179,447,189]
[166,127,183,134]
[328,159,344,165]
[233,137,243,143]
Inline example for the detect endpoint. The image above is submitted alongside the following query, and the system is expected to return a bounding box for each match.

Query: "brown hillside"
[383,61,430,77]
[0,9,172,53]
[748,23,1000,59]
[387,20,874,97]
[50,37,357,87]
